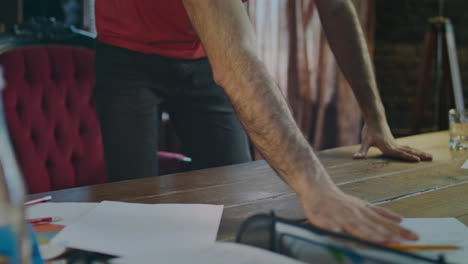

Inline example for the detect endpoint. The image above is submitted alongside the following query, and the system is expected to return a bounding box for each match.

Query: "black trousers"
[94,42,252,182]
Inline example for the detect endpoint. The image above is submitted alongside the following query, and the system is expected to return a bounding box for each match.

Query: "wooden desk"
[27,131,468,241]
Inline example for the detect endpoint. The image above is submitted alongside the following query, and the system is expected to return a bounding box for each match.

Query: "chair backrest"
[0,18,106,194]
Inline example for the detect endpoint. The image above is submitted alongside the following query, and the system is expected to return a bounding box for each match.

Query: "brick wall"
[374,0,468,136]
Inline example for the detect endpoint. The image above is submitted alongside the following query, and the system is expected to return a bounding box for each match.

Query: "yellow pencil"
[386,244,460,251]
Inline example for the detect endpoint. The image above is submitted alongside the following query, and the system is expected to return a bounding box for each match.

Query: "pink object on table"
[24,196,52,206]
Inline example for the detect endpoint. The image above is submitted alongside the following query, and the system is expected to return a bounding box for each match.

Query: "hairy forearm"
[315,0,386,125]
[223,50,331,192]
[182,0,335,194]
[180,1,427,243]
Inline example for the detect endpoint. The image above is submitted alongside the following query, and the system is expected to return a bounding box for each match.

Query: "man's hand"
[353,123,433,161]
[182,0,420,244]
[314,0,433,163]
[302,183,419,243]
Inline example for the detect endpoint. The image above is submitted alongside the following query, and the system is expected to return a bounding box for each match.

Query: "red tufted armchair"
[0,19,191,194]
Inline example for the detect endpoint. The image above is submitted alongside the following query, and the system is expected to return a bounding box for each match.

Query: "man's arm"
[314,0,432,161]
[182,0,418,243]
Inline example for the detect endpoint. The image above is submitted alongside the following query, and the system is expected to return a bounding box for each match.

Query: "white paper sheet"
[402,218,468,244]
[460,159,468,169]
[51,201,223,257]
[110,218,468,264]
[112,218,466,264]
[401,218,468,264]
[26,202,98,226]
[111,242,303,264]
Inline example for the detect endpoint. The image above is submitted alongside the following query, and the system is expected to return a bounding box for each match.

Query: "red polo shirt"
[96,0,247,59]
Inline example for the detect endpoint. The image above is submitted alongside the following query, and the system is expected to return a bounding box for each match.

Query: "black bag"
[236,213,450,264]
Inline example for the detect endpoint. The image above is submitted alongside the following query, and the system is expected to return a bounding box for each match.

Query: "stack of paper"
[51,201,223,257]
[28,201,302,263]
[401,218,468,264]
[27,201,468,264]
[111,242,303,264]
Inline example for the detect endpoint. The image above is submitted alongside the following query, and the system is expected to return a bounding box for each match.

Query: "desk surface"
[28,131,468,241]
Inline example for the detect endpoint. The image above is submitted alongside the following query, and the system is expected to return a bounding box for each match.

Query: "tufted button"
[44,159,52,169]
[30,129,37,143]
[70,154,79,165]
[54,127,61,141]
[15,101,23,116]
[41,97,48,112]
[78,124,86,136]
[65,97,71,110]
[24,73,31,82]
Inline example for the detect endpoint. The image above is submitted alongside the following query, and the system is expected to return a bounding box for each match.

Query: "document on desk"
[51,201,223,257]
[110,218,468,264]
[461,159,468,169]
[401,218,468,264]
[111,242,303,264]
[27,202,98,226]
[27,203,99,260]
[275,218,468,264]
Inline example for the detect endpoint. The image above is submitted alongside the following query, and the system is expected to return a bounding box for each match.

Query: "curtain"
[247,0,375,150]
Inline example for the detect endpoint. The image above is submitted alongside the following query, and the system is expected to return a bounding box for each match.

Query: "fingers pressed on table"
[362,207,418,242]
[353,146,432,162]
[388,148,421,162]
[330,206,393,243]
[401,146,433,161]
[312,216,386,243]
[341,219,392,243]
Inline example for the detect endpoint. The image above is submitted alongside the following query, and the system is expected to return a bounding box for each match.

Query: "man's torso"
[96,0,246,59]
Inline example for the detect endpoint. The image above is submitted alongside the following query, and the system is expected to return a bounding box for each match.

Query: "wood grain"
[380,182,468,218]
[340,159,468,203]
[26,131,468,242]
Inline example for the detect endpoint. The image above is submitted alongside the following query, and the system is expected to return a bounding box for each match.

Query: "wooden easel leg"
[411,31,437,134]
[440,34,453,130]
[445,22,464,111]
[438,20,463,130]
[411,18,463,134]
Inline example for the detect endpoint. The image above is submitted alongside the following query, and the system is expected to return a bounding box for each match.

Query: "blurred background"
[1,0,467,151]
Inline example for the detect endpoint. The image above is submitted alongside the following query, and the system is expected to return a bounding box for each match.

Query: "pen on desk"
[27,216,61,225]
[386,244,460,251]
[24,196,52,206]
